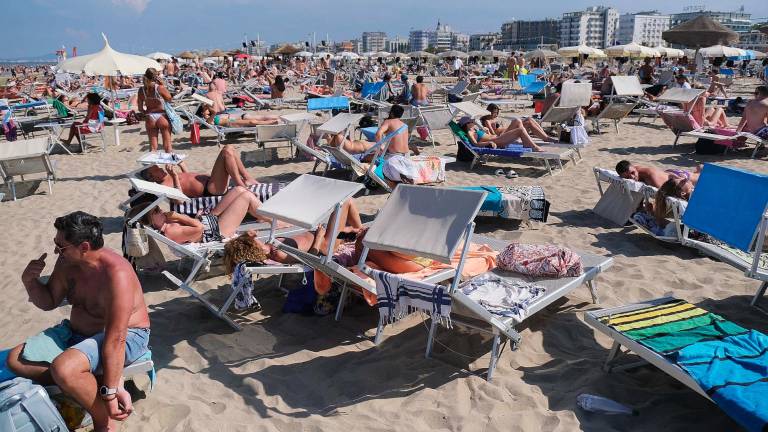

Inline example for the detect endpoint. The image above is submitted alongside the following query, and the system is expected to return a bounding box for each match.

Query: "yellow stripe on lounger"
[611,308,709,332]
[607,303,697,325]
[600,300,687,322]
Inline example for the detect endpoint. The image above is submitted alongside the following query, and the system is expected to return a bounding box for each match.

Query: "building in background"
[560,6,619,48]
[501,19,560,50]
[386,35,409,53]
[737,30,768,52]
[362,31,388,52]
[337,40,354,52]
[430,21,454,51]
[349,39,362,53]
[452,32,470,51]
[408,30,430,52]
[671,7,752,34]
[617,11,671,46]
[469,32,502,50]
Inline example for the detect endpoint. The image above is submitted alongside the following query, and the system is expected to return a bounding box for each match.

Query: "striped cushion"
[171,182,285,215]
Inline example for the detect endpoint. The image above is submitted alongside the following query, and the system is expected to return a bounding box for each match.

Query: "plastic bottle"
[576,394,638,416]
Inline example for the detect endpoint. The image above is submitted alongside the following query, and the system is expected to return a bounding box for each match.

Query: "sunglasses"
[54,242,73,254]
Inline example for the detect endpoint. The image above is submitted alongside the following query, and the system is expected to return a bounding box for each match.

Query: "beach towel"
[599,299,749,355]
[461,274,545,321]
[0,350,17,382]
[459,186,504,214]
[497,243,583,278]
[464,186,549,222]
[230,262,260,311]
[677,330,768,432]
[372,269,452,327]
[170,182,284,215]
[21,321,73,364]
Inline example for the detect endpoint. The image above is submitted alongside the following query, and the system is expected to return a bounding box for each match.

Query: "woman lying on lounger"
[645,176,694,236]
[460,116,543,151]
[223,199,429,274]
[480,103,559,143]
[137,186,270,244]
[196,104,280,128]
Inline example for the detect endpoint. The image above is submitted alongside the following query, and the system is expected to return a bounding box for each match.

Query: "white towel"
[461,274,544,321]
[231,262,260,311]
[372,269,451,328]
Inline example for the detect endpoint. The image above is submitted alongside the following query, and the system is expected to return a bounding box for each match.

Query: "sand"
[1,83,767,432]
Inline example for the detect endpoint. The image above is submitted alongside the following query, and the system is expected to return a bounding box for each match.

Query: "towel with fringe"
[372,269,451,328]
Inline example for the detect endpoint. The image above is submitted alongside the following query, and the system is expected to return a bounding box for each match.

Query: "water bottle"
[576,394,637,416]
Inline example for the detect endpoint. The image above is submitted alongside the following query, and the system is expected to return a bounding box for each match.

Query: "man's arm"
[22,254,69,311]
[735,111,747,132]
[100,267,133,394]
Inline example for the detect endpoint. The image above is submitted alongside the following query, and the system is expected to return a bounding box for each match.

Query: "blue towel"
[362,82,386,99]
[677,330,768,432]
[361,126,378,141]
[307,96,350,111]
[459,186,504,213]
[682,164,768,252]
[0,349,18,382]
[518,74,536,88]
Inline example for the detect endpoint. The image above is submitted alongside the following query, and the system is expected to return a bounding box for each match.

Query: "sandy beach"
[1,82,767,431]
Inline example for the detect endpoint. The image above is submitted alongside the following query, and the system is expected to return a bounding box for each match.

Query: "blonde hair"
[223,233,267,275]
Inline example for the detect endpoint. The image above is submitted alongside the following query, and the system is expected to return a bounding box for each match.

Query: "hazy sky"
[11,0,768,58]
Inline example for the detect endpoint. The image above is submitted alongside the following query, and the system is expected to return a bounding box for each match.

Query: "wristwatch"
[99,386,118,398]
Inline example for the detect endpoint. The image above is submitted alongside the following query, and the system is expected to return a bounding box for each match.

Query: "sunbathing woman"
[326,132,375,155]
[62,92,103,146]
[223,200,428,274]
[643,176,694,238]
[197,104,280,128]
[481,103,558,142]
[687,91,730,128]
[137,186,269,244]
[460,117,543,151]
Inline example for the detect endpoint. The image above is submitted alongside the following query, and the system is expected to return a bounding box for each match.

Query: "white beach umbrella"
[361,52,377,58]
[699,45,744,57]
[407,51,436,58]
[467,50,484,57]
[313,51,333,58]
[438,50,468,58]
[481,49,506,58]
[145,51,172,61]
[654,46,684,58]
[338,51,359,59]
[58,34,160,76]
[294,51,313,57]
[374,51,392,58]
[605,42,659,58]
[558,45,599,57]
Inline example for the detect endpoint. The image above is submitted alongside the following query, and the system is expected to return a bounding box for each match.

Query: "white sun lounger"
[0,136,57,201]
[592,76,645,134]
[417,106,454,148]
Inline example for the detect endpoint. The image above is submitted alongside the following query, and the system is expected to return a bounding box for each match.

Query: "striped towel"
[171,182,285,215]
[372,269,451,328]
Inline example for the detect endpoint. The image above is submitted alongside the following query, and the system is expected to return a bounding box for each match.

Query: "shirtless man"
[736,86,768,139]
[410,75,429,106]
[140,145,257,197]
[205,82,227,114]
[164,58,178,77]
[7,212,150,432]
[374,104,417,156]
[616,160,701,188]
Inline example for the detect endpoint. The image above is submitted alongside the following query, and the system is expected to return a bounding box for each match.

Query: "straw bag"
[125,226,149,257]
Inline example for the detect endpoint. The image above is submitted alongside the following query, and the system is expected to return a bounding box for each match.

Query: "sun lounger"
[0,136,57,201]
[121,178,305,329]
[177,104,258,146]
[680,164,768,311]
[681,130,767,158]
[585,297,768,432]
[592,76,645,134]
[417,106,454,148]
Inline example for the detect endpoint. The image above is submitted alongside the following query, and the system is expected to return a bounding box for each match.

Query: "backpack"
[694,138,726,155]
[0,377,69,432]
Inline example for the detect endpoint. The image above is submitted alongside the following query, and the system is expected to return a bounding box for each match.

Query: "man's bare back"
[636,166,671,188]
[412,83,428,101]
[377,118,409,154]
[740,99,768,133]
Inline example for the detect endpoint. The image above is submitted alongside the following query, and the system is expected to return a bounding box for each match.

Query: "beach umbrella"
[663,16,738,48]
[145,51,172,61]
[467,50,483,57]
[234,53,250,60]
[605,42,659,58]
[273,45,300,55]
[58,33,161,76]
[654,46,684,58]
[407,51,436,58]
[699,44,745,58]
[557,45,600,57]
[338,51,359,59]
[481,49,506,58]
[374,51,392,58]
[208,49,226,58]
[525,49,560,59]
[753,51,767,59]
[294,51,313,57]
[314,51,332,58]
[178,51,196,59]
[438,50,468,58]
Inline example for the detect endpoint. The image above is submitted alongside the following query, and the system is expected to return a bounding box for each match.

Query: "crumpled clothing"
[461,274,545,321]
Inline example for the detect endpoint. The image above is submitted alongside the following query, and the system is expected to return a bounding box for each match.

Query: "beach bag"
[190,122,200,145]
[694,138,726,155]
[283,270,316,315]
[497,243,583,278]
[125,110,139,126]
[0,377,69,432]
[125,225,149,257]
[163,101,182,135]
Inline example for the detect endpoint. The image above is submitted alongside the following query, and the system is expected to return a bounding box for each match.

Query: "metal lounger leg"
[614,120,619,134]
[603,341,622,372]
[586,280,599,304]
[162,270,241,330]
[751,281,768,311]
[10,180,17,201]
[487,332,502,381]
[334,282,350,321]
[425,319,438,358]
[543,159,552,176]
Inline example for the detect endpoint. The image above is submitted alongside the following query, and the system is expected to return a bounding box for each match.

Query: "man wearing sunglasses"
[7,211,150,432]
[736,86,768,140]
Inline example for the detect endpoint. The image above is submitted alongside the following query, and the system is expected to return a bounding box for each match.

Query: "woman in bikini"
[196,104,280,128]
[480,103,557,142]
[460,117,543,151]
[136,186,270,244]
[61,92,102,146]
[267,73,287,99]
[137,68,173,153]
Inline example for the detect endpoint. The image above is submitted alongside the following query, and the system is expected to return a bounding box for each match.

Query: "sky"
[9,0,768,58]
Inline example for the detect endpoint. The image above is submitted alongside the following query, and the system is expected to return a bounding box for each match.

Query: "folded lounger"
[0,136,57,201]
[120,178,306,329]
[680,164,768,311]
[585,297,768,432]
[592,76,645,134]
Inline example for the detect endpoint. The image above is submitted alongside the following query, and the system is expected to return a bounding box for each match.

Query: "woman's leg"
[63,123,78,145]
[523,117,554,141]
[155,115,173,153]
[207,145,256,194]
[145,117,159,152]
[493,128,543,151]
[317,199,363,252]
[212,187,266,237]
[366,250,425,273]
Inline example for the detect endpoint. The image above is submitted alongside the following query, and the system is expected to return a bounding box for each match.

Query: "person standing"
[137,68,173,153]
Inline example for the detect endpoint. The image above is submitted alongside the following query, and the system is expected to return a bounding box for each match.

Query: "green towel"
[22,320,73,364]
[640,320,748,354]
[52,99,70,118]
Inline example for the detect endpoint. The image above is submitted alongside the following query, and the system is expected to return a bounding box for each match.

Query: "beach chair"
[592,167,687,243]
[177,102,259,147]
[539,82,592,128]
[585,297,768,432]
[643,88,705,145]
[251,123,298,163]
[680,130,767,158]
[120,178,306,329]
[0,136,57,201]
[592,76,645,134]
[417,106,454,148]
[680,164,768,311]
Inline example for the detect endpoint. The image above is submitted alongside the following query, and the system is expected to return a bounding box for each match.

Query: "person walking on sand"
[137,68,173,153]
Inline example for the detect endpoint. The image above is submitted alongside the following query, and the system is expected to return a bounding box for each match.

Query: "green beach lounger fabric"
[598,299,748,355]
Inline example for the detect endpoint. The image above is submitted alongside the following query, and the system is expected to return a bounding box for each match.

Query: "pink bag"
[497,243,583,278]
[416,126,430,141]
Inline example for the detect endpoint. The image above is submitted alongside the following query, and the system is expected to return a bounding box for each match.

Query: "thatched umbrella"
[524,49,560,59]
[273,45,300,55]
[662,16,738,48]
[209,49,226,58]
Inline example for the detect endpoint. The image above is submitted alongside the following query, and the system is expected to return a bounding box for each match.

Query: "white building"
[737,31,768,52]
[617,11,671,46]
[430,21,454,51]
[469,32,502,50]
[362,32,387,53]
[408,30,430,52]
[386,35,409,54]
[560,6,619,49]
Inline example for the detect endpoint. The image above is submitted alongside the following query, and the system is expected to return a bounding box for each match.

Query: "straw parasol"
[145,52,172,61]
[408,51,436,58]
[208,49,226,58]
[605,42,659,58]
[524,48,559,59]
[273,45,300,55]
[699,45,745,58]
[58,33,161,76]
[438,50,468,58]
[481,49,506,58]
[662,15,738,48]
[178,51,196,59]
